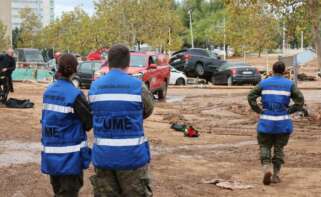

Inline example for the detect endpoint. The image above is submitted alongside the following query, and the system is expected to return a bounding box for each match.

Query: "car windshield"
[24,50,44,62]
[93,62,102,71]
[79,62,92,73]
[130,55,146,67]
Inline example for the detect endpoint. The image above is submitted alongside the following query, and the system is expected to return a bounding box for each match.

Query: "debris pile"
[298,73,316,81]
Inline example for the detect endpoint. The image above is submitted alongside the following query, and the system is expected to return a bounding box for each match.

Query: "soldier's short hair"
[272,61,286,74]
[108,44,130,69]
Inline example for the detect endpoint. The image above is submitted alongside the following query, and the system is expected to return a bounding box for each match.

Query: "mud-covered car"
[169,48,224,78]
[95,52,171,99]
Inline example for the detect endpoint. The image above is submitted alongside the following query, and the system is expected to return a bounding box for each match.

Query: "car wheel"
[210,75,216,85]
[72,78,80,88]
[175,78,185,86]
[227,76,233,86]
[158,82,168,100]
[195,63,205,76]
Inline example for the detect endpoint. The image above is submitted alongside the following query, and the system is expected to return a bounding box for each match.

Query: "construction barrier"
[12,68,53,82]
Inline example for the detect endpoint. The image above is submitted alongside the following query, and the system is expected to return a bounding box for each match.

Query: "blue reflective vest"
[257,76,293,134]
[41,80,91,175]
[89,69,150,170]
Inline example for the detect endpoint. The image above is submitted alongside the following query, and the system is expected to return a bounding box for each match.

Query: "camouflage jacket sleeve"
[247,85,263,114]
[288,84,304,114]
[142,84,154,119]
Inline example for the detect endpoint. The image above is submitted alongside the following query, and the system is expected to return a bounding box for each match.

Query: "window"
[101,51,108,60]
[23,50,44,62]
[79,62,93,73]
[149,56,157,65]
[93,62,102,71]
[130,55,146,67]
[218,63,233,71]
[191,49,209,57]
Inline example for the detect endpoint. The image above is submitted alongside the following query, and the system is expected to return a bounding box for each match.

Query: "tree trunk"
[258,48,262,57]
[308,0,321,70]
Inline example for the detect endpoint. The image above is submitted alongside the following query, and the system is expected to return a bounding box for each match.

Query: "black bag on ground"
[171,123,187,132]
[5,98,34,108]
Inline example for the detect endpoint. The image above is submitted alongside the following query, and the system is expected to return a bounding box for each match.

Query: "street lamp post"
[188,9,194,48]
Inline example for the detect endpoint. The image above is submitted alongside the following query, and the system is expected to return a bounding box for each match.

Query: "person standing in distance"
[248,61,304,185]
[0,48,16,92]
[89,44,154,196]
[41,54,92,197]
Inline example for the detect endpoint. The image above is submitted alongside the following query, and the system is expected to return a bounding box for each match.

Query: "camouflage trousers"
[90,165,153,197]
[257,133,290,170]
[50,173,83,197]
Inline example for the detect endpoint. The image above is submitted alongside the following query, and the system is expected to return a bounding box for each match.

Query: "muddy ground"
[0,82,321,197]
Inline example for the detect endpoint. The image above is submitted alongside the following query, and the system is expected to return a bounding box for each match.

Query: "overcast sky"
[55,0,95,18]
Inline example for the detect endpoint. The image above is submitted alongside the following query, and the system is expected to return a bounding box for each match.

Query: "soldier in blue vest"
[248,61,304,185]
[89,44,154,196]
[41,54,92,197]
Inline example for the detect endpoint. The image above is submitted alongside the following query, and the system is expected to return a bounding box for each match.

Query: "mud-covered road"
[0,82,321,197]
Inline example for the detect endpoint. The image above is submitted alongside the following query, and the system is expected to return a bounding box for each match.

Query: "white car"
[212,48,235,57]
[169,67,187,85]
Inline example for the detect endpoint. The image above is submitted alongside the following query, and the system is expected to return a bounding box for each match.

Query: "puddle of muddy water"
[0,140,256,166]
[0,140,41,167]
[165,95,186,103]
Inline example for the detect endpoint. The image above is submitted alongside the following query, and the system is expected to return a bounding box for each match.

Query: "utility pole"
[282,21,286,54]
[293,55,298,86]
[301,31,304,51]
[188,9,194,48]
[223,17,226,60]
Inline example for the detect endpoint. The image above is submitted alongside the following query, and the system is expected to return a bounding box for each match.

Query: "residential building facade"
[11,0,55,29]
[0,0,12,42]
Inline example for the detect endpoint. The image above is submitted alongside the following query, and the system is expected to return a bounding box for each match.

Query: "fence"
[12,68,53,82]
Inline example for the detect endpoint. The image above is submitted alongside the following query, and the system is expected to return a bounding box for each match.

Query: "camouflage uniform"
[50,173,83,197]
[90,166,152,197]
[248,78,304,180]
[91,84,154,197]
[257,133,290,173]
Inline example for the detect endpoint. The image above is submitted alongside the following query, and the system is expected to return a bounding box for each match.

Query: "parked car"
[96,52,171,99]
[210,62,261,86]
[87,48,109,61]
[71,60,103,88]
[169,66,187,85]
[212,48,235,57]
[15,48,47,67]
[169,48,224,78]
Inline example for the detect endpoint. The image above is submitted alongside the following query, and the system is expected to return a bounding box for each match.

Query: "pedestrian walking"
[89,44,154,196]
[248,61,304,185]
[0,48,16,92]
[41,53,92,197]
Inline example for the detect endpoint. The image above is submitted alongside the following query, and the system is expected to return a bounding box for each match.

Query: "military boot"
[271,164,281,183]
[262,164,272,185]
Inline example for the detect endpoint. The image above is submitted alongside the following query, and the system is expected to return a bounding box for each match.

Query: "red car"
[95,52,171,99]
[87,48,109,61]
